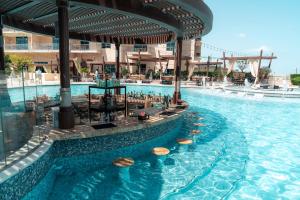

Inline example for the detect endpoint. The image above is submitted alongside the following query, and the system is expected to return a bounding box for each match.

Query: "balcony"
[5,44,29,50]
[4,43,99,52]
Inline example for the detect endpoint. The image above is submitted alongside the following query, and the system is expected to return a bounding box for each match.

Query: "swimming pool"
[9,84,300,199]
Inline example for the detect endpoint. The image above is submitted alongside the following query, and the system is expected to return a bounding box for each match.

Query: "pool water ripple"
[15,85,300,199]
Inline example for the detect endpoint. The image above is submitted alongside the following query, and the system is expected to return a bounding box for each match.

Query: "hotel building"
[3,27,202,78]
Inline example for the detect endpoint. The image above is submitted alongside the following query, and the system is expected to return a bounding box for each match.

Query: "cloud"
[246,45,272,53]
[237,33,247,38]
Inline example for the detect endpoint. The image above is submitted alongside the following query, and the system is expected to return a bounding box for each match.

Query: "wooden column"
[115,42,120,79]
[102,56,105,79]
[57,0,74,129]
[158,50,162,80]
[173,37,183,104]
[115,42,121,94]
[256,49,263,84]
[0,14,12,109]
[268,52,274,68]
[0,15,4,72]
[138,49,141,80]
[206,56,210,77]
[222,52,226,75]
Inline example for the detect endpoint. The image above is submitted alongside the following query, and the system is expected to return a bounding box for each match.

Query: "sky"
[202,0,300,75]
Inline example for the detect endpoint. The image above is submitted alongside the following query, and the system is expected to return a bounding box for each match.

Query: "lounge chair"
[137,111,150,121]
[142,79,152,84]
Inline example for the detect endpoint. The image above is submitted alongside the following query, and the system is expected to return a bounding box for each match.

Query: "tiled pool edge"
[0,112,185,200]
[0,140,54,200]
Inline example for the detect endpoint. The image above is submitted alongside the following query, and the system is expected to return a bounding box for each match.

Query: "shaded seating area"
[161,76,174,85]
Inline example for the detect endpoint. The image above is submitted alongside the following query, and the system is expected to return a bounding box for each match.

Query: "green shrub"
[181,71,188,80]
[290,74,300,85]
[121,67,129,77]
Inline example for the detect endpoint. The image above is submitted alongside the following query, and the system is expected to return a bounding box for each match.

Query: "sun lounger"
[142,79,152,84]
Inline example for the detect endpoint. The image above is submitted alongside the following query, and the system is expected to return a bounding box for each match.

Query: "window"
[16,37,28,50]
[166,41,175,52]
[80,41,90,50]
[101,43,111,49]
[140,64,147,74]
[52,37,59,50]
[104,64,116,74]
[35,66,46,73]
[133,44,147,52]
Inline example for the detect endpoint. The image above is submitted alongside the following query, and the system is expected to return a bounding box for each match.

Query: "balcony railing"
[5,44,29,50]
[70,44,90,51]
[4,43,97,51]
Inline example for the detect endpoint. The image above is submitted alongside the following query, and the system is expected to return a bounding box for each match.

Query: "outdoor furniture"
[161,76,174,85]
[129,107,163,118]
[125,79,137,83]
[137,111,150,121]
[260,84,270,89]
[142,79,152,84]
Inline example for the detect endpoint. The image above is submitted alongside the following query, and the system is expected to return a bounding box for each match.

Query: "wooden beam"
[32,6,79,22]
[221,55,277,60]
[5,1,41,15]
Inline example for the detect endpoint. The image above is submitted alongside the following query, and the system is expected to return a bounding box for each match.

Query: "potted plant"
[121,67,129,79]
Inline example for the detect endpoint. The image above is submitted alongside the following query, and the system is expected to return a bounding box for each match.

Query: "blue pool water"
[15,84,300,199]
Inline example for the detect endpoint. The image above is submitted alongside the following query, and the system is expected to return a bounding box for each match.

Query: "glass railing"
[33,43,58,50]
[0,68,50,170]
[4,43,97,51]
[133,45,148,52]
[5,44,29,50]
[70,44,90,51]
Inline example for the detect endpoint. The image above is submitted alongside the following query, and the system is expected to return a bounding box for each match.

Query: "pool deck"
[49,108,186,141]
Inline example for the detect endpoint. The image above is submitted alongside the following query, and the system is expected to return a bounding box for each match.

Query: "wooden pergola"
[221,50,277,83]
[191,56,223,76]
[0,0,213,129]
[127,52,192,79]
[221,51,277,69]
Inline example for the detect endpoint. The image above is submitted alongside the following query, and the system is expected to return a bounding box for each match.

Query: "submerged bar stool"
[177,138,193,152]
[152,147,170,166]
[113,157,134,181]
[194,123,206,127]
[191,130,202,140]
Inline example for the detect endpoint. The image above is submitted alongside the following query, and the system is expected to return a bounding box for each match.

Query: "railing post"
[0,109,6,167]
[0,14,12,109]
